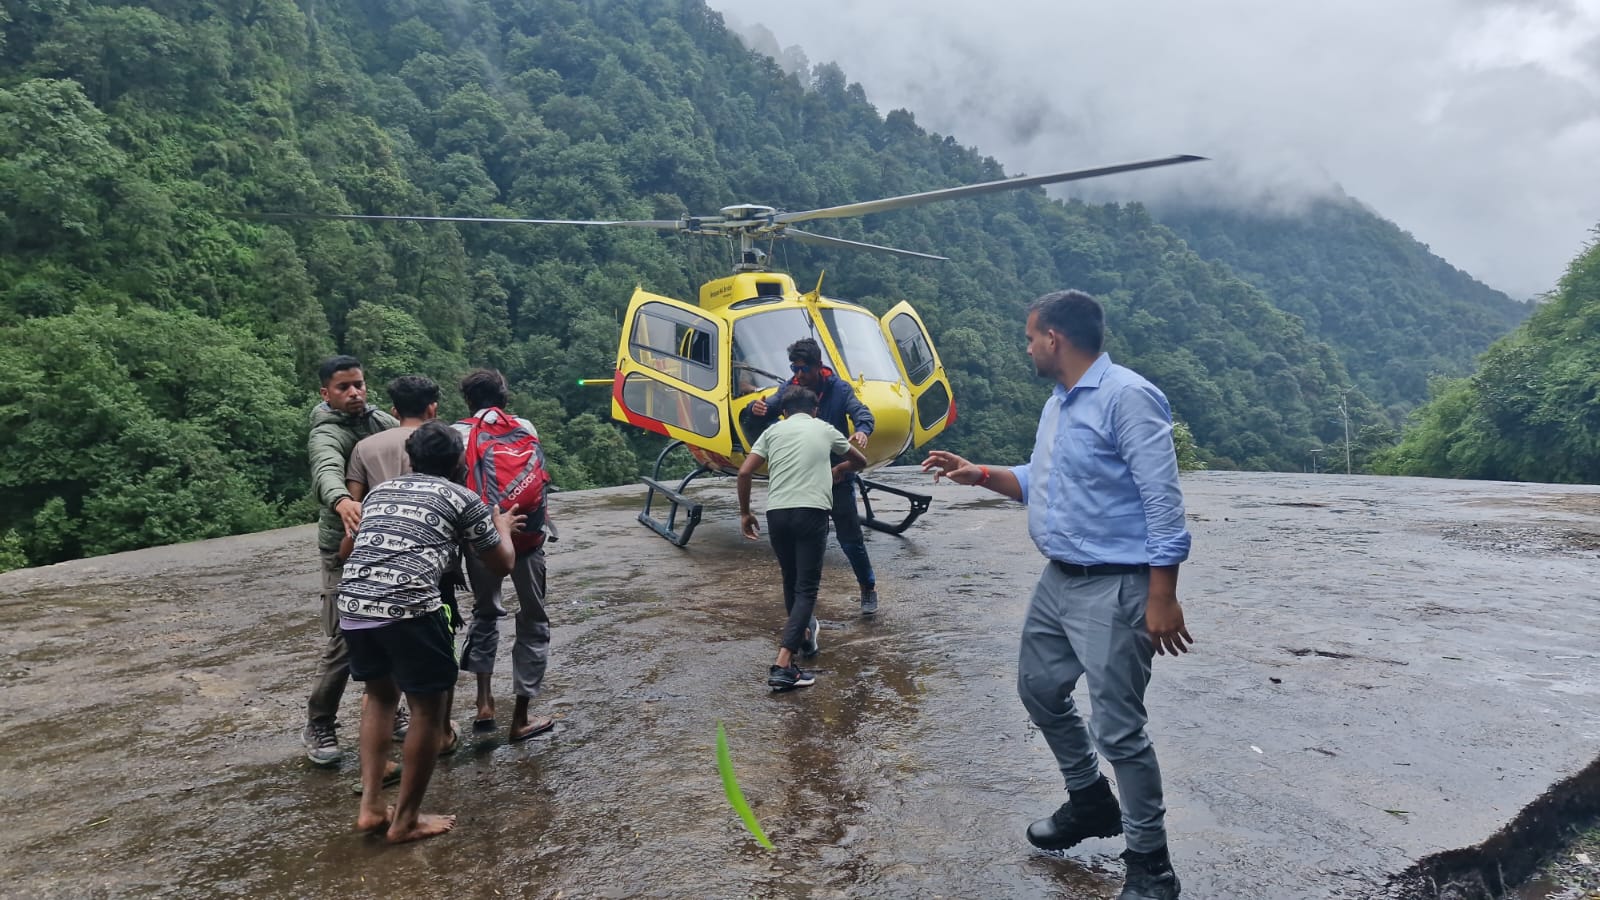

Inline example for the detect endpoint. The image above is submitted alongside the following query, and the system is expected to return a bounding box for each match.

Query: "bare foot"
[356,804,395,834]
[386,812,456,844]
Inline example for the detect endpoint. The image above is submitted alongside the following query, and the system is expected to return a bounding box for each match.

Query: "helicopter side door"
[612,289,733,457]
[880,302,956,447]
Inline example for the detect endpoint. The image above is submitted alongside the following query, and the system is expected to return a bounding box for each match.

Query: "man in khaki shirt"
[737,387,868,691]
[346,375,441,494]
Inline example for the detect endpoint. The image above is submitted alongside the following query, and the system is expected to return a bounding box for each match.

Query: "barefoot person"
[737,387,868,690]
[921,289,1194,900]
[338,421,522,843]
[345,374,469,758]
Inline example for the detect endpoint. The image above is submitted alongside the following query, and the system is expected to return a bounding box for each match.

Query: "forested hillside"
[0,0,1458,570]
[1375,231,1600,483]
[1159,198,1529,418]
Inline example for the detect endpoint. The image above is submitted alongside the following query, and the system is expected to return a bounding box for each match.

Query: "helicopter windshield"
[731,308,831,397]
[821,308,903,382]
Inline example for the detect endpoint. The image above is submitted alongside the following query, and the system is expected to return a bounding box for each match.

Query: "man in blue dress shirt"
[921,289,1193,900]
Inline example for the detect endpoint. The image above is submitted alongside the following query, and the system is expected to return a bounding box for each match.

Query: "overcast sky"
[708,0,1600,299]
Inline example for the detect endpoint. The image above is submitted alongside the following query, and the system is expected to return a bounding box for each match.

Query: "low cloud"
[711,0,1600,298]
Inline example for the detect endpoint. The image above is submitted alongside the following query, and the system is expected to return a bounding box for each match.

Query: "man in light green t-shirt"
[737,387,869,691]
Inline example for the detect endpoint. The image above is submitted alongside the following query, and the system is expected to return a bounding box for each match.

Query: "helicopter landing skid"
[856,477,933,536]
[639,442,708,547]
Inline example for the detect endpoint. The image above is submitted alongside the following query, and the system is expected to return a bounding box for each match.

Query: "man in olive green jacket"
[303,355,398,766]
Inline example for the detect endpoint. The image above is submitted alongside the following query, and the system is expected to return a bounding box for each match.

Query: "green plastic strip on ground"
[716,721,775,850]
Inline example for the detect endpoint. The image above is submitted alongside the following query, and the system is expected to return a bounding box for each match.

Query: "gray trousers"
[1017,563,1168,852]
[460,549,550,699]
[307,550,349,727]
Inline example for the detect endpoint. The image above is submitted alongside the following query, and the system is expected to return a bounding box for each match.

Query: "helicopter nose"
[850,380,916,466]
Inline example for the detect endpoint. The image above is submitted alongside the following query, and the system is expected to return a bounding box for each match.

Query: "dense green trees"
[1160,199,1529,418]
[1375,232,1600,482]
[0,0,1521,570]
[0,307,302,562]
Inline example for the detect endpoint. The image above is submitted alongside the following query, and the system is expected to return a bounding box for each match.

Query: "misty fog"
[710,0,1600,299]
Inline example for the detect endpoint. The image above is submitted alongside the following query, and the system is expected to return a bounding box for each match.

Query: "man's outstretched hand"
[920,449,982,486]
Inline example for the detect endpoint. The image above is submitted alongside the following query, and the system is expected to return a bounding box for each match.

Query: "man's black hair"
[460,368,509,411]
[1028,290,1105,355]
[782,386,820,416]
[406,421,464,477]
[318,355,362,386]
[387,375,439,419]
[786,337,823,366]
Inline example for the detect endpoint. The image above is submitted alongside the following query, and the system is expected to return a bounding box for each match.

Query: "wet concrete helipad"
[3,470,1599,898]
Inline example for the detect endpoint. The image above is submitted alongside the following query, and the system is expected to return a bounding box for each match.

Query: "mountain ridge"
[0,0,1523,567]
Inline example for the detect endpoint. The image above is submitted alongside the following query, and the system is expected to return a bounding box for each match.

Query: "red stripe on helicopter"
[611,371,672,437]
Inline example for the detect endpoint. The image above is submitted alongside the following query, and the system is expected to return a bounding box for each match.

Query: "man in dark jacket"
[749,338,881,616]
[303,355,398,766]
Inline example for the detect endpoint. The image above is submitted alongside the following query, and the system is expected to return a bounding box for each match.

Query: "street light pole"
[1339,393,1352,474]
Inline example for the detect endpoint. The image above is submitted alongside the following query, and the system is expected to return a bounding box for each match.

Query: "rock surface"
[3,470,1598,898]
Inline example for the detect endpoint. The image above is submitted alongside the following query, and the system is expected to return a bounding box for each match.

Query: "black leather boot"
[1025,775,1123,850]
[1118,845,1181,900]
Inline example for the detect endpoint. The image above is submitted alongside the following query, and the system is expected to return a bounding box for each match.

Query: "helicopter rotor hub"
[718,204,778,221]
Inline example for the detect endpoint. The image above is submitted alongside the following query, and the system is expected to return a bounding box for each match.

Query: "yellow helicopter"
[260,154,1204,544]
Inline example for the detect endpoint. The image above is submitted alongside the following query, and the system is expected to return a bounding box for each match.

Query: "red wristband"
[979,465,991,485]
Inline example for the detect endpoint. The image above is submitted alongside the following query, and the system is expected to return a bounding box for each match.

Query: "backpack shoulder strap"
[459,413,492,492]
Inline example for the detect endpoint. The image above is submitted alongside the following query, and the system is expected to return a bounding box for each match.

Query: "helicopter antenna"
[813,271,825,298]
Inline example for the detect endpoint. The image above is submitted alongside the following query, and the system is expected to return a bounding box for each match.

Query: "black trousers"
[831,477,874,590]
[767,506,830,652]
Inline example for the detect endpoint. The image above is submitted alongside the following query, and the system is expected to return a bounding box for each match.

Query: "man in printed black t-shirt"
[337,421,522,844]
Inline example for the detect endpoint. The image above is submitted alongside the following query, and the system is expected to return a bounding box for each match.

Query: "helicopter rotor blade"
[242,212,688,229]
[782,228,949,261]
[772,154,1206,225]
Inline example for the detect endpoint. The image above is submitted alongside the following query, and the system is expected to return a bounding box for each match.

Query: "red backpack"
[461,408,551,553]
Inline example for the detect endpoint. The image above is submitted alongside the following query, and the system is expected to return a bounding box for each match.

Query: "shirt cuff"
[1011,464,1031,504]
[1146,536,1192,567]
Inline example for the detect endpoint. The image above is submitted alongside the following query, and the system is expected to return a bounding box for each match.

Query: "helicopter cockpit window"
[887,312,937,386]
[628,302,719,391]
[731,308,830,397]
[821,309,902,383]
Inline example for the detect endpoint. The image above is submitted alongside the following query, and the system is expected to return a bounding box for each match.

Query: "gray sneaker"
[767,664,817,691]
[392,703,410,742]
[302,722,342,766]
[802,615,820,657]
[860,588,879,616]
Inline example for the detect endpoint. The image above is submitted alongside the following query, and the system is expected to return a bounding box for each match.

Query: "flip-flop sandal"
[349,762,403,795]
[438,722,461,757]
[508,717,555,743]
[472,717,498,734]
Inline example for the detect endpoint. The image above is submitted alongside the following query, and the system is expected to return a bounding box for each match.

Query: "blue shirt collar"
[1053,352,1112,400]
